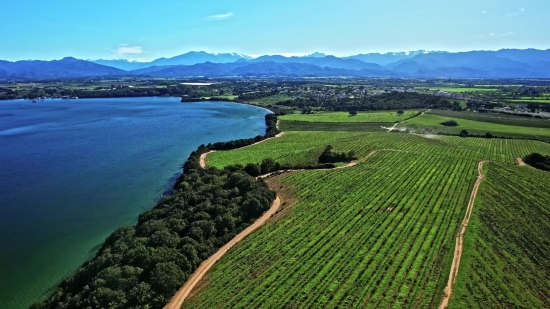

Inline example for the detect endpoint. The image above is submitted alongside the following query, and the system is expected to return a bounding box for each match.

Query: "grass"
[428,109,550,129]
[279,120,393,132]
[448,162,550,308]
[279,111,420,123]
[247,94,293,106]
[399,114,550,140]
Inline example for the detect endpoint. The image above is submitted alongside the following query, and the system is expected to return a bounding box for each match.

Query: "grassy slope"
[449,163,550,308]
[399,114,550,139]
[279,111,419,123]
[187,151,478,308]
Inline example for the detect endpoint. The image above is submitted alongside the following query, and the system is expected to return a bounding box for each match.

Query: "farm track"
[388,109,429,132]
[438,160,488,309]
[164,196,282,309]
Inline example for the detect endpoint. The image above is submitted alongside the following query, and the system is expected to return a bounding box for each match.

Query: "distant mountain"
[304,52,327,58]
[92,59,144,71]
[2,49,550,79]
[93,52,253,70]
[131,61,393,78]
[0,57,126,79]
[386,49,550,78]
[346,51,441,65]
[249,55,383,70]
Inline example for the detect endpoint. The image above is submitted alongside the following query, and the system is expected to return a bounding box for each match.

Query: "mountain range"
[1,49,550,80]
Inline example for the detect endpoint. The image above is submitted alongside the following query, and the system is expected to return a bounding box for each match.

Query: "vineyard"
[186,151,479,308]
[448,162,550,308]
[207,131,550,168]
[279,111,420,123]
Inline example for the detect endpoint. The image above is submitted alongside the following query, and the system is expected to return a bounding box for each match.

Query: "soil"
[438,160,488,309]
[163,196,282,309]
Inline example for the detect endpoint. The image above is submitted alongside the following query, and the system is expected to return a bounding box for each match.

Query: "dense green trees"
[523,153,550,171]
[318,145,357,163]
[278,92,453,111]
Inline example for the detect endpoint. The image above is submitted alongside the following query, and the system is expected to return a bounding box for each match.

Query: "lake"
[0,97,268,309]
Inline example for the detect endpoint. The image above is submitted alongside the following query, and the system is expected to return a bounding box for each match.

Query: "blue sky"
[1,0,548,61]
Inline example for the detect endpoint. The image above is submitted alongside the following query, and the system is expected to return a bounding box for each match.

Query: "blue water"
[0,97,268,309]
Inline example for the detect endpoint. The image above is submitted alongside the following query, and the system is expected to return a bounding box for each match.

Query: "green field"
[428,109,550,129]
[509,99,550,103]
[279,120,393,132]
[398,114,550,140]
[449,163,550,308]
[188,151,479,308]
[279,111,419,123]
[207,131,550,168]
[420,87,498,93]
[189,128,550,308]
[249,94,293,105]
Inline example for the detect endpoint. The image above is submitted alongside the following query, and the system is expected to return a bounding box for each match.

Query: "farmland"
[419,87,499,93]
[191,126,550,308]
[279,111,420,123]
[448,162,550,308]
[427,109,550,129]
[207,131,550,168]
[397,114,550,140]
[187,151,479,308]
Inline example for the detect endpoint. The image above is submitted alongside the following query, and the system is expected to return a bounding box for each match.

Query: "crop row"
[207,132,550,170]
[448,163,550,309]
[186,151,479,308]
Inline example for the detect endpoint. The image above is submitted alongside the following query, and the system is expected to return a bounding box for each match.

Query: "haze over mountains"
[1,49,549,79]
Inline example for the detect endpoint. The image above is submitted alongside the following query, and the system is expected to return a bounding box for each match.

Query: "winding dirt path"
[439,160,488,309]
[199,151,215,168]
[516,157,527,167]
[164,196,282,309]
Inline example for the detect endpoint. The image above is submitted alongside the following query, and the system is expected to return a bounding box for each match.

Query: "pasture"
[279,111,420,123]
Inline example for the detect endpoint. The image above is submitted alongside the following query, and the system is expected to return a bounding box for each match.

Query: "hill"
[93,52,252,70]
[0,57,126,79]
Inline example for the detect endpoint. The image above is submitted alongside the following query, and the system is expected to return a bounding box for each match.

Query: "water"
[0,97,268,309]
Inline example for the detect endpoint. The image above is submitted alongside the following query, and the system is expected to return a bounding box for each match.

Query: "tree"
[460,130,469,137]
[244,163,261,177]
[484,133,493,138]
[397,110,404,116]
[349,110,358,116]
[260,158,277,174]
[441,120,458,126]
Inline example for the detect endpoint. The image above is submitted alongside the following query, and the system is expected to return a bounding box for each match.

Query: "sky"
[0,0,549,61]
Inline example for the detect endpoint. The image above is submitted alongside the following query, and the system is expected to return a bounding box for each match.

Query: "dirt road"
[164,196,282,309]
[516,157,527,167]
[439,160,488,309]
[387,110,429,132]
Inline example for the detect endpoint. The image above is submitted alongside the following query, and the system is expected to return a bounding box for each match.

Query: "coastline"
[30,102,278,309]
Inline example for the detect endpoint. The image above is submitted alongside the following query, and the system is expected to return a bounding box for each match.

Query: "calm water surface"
[0,97,268,309]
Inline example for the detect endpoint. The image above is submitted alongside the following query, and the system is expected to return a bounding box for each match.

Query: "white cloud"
[208,12,234,21]
[507,8,525,17]
[478,32,515,38]
[107,45,144,56]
